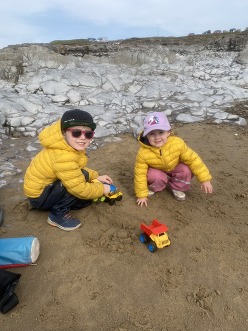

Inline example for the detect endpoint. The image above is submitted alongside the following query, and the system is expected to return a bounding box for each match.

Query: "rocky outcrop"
[206,32,248,52]
[0,34,248,138]
[1,31,248,82]
[0,47,24,82]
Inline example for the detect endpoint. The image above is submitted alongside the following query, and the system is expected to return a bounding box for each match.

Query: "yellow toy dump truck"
[139,219,171,253]
[92,181,122,205]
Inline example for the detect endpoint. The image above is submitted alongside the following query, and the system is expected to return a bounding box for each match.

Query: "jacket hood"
[138,131,153,148]
[39,119,74,152]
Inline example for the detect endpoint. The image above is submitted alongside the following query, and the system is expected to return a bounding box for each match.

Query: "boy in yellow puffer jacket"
[24,109,114,231]
[134,112,213,207]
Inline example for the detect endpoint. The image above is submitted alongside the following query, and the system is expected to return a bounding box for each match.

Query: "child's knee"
[177,164,192,178]
[147,168,166,182]
[147,168,157,182]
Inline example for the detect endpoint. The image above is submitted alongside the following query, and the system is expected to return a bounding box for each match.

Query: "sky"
[0,0,248,49]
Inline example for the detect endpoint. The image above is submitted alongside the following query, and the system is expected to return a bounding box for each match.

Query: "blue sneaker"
[47,212,81,231]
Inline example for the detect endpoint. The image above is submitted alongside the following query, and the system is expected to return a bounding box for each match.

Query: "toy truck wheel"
[139,233,149,244]
[147,242,157,253]
[116,195,122,201]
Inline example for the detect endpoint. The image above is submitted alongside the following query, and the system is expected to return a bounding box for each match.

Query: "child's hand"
[201,181,213,193]
[97,175,113,185]
[103,184,111,195]
[137,197,148,207]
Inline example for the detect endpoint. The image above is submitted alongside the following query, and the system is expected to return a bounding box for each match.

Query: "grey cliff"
[0,33,248,139]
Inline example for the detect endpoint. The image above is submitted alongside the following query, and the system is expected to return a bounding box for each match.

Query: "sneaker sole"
[47,218,81,231]
[171,192,186,201]
[170,189,186,201]
[173,195,186,201]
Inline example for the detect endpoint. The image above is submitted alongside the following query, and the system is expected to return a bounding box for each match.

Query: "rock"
[0,37,247,140]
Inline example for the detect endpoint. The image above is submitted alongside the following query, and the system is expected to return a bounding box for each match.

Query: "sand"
[1,122,248,331]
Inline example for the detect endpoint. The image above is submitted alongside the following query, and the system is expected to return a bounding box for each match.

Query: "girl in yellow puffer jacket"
[134,112,213,207]
[24,109,114,231]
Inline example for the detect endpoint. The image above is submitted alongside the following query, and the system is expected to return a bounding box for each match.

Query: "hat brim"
[62,120,96,131]
[143,124,171,136]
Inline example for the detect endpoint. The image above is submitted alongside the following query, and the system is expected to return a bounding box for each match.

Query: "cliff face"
[0,32,248,137]
[52,30,248,57]
[205,31,248,52]
[1,31,248,83]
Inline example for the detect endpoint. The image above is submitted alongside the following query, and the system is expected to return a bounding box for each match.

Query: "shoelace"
[64,213,75,220]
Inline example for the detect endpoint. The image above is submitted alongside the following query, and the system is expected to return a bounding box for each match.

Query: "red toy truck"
[139,219,171,253]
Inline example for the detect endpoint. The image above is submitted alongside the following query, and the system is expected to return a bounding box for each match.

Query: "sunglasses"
[66,128,95,139]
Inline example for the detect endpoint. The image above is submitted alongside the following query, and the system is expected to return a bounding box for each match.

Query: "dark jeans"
[29,170,92,216]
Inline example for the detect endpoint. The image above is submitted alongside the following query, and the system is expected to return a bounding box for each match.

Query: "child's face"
[146,130,170,148]
[63,125,94,151]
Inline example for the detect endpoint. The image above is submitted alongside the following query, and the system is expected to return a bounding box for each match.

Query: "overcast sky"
[0,0,247,48]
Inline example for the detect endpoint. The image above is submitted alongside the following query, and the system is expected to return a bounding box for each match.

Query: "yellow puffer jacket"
[24,120,104,199]
[134,133,212,198]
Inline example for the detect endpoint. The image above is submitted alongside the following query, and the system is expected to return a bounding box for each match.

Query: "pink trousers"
[147,164,193,192]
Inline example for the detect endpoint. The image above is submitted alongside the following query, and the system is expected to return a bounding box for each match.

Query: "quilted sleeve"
[180,141,212,183]
[53,151,104,199]
[134,150,149,198]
